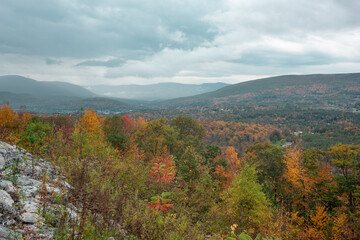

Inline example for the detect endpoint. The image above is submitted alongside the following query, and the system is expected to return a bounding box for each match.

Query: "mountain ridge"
[157,73,360,110]
[0,75,96,98]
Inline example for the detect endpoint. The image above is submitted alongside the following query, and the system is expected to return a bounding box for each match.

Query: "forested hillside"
[1,104,359,239]
[159,73,360,111]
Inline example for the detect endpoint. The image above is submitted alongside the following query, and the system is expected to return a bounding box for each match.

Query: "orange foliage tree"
[0,104,20,143]
[215,147,242,190]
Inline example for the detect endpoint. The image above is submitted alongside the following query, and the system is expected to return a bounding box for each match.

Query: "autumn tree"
[136,118,177,161]
[0,104,20,142]
[103,114,135,150]
[73,108,112,161]
[283,148,314,212]
[78,108,103,134]
[204,145,226,173]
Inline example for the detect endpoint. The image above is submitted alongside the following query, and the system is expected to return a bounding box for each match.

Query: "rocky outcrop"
[0,141,71,239]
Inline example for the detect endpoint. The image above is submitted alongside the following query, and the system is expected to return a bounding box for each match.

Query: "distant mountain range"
[0,75,96,98]
[158,73,360,110]
[0,75,229,113]
[87,82,229,100]
[1,73,359,114]
[0,75,130,113]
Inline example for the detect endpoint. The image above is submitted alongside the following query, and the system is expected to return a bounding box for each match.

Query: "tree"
[246,142,285,204]
[0,104,20,142]
[283,148,314,211]
[170,115,205,140]
[328,144,360,208]
[103,114,135,150]
[221,164,272,233]
[303,147,323,174]
[78,108,103,134]
[171,116,205,159]
[176,146,201,184]
[136,118,177,161]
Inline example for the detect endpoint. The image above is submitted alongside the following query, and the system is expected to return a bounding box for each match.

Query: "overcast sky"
[0,0,359,86]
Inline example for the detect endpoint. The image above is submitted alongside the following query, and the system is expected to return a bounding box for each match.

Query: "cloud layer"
[0,0,359,85]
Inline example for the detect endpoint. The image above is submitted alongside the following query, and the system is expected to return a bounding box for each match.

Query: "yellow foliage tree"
[331,212,348,240]
[78,108,103,134]
[283,148,314,211]
[305,205,330,240]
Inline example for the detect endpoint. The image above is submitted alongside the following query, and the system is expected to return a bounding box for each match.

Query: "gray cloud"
[75,58,126,68]
[45,58,63,65]
[0,0,217,58]
[0,0,359,85]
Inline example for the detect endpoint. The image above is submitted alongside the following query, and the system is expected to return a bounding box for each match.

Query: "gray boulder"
[0,190,15,214]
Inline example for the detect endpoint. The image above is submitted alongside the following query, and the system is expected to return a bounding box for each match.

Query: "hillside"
[88,82,229,100]
[0,92,133,114]
[0,75,96,98]
[159,73,360,110]
[0,76,133,113]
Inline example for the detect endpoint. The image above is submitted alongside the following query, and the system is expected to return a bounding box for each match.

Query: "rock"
[0,180,16,194]
[0,225,23,240]
[21,212,39,224]
[19,185,39,198]
[46,185,61,195]
[0,141,74,239]
[0,189,15,214]
[16,176,41,188]
[23,201,39,213]
[0,154,5,170]
[0,225,12,239]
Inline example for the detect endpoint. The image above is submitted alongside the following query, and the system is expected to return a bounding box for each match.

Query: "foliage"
[1,105,359,239]
[148,192,174,214]
[220,164,273,234]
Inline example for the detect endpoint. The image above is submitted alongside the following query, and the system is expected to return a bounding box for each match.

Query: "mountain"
[0,75,96,98]
[0,75,133,113]
[88,82,229,100]
[159,73,360,110]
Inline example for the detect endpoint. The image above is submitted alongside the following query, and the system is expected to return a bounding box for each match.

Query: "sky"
[0,0,359,86]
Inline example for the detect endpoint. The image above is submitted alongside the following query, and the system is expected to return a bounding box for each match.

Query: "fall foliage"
[0,104,359,239]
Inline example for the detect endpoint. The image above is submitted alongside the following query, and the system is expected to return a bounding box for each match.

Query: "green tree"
[221,164,272,233]
[171,116,205,159]
[246,142,285,204]
[176,146,202,184]
[303,147,323,174]
[328,144,360,208]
